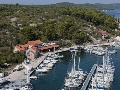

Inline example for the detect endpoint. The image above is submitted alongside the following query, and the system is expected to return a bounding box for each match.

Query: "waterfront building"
[13,40,60,60]
[13,44,28,53]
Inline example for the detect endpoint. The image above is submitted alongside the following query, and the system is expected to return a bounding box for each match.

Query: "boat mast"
[78,57,80,71]
[102,55,105,88]
[74,51,77,73]
[73,53,76,74]
[96,64,98,90]
[54,43,55,55]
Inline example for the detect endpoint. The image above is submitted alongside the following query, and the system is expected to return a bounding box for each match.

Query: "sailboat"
[89,48,115,90]
[64,51,87,87]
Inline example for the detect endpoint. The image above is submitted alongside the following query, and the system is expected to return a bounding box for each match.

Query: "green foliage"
[0,49,25,67]
[57,39,72,47]
[0,4,118,68]
[41,36,48,42]
[21,26,37,43]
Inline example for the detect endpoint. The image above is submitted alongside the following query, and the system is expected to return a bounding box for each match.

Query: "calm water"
[31,48,120,90]
[31,9,120,90]
[31,51,101,90]
[102,9,120,19]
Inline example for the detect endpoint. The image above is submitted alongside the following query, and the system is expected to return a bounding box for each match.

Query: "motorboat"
[69,47,78,52]
[109,50,117,54]
[29,76,37,80]
[47,53,59,59]
[36,66,48,73]
[40,63,52,70]
[20,83,33,90]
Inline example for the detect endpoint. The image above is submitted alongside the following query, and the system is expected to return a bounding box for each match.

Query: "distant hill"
[95,3,120,9]
[53,2,120,10]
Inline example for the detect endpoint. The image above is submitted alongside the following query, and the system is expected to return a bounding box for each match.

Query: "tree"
[21,26,37,43]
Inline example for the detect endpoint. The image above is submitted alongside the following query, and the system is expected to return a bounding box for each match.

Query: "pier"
[81,64,97,90]
[2,47,69,89]
[6,47,69,81]
[29,47,69,75]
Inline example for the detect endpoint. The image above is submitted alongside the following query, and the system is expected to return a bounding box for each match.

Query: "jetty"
[81,64,97,90]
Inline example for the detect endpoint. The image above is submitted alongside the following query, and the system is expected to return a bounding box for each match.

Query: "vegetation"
[53,2,120,10]
[0,3,119,68]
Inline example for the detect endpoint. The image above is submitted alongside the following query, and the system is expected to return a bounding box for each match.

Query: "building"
[13,40,60,60]
[13,44,28,53]
[26,47,37,60]
[27,40,43,48]
[40,44,59,52]
[98,30,108,39]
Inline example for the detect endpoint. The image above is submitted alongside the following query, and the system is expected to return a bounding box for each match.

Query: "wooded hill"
[0,3,119,68]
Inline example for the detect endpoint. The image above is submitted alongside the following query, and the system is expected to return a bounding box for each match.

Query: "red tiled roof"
[27,40,43,46]
[40,45,59,51]
[98,30,107,35]
[15,44,28,51]
[40,46,49,51]
[47,45,54,49]
[54,45,59,47]
[35,40,43,44]
[20,44,28,48]
[27,41,36,46]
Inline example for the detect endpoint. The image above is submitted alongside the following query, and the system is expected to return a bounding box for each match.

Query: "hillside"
[0,4,119,69]
[53,2,120,10]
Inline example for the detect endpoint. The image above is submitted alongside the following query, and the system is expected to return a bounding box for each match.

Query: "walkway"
[5,47,69,82]
[81,64,97,90]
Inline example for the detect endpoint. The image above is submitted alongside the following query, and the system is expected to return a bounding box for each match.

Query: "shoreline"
[4,42,110,82]
[5,47,70,83]
[1,43,111,89]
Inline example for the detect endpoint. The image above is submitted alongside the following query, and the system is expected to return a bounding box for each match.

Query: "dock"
[3,47,69,89]
[81,64,97,90]
[29,47,69,75]
[5,48,69,81]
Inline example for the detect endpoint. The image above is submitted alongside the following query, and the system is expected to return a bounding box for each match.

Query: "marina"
[88,49,115,90]
[81,64,97,90]
[0,47,69,90]
[64,50,87,88]
[0,45,119,90]
[31,46,118,90]
[0,44,119,90]
[0,8,120,90]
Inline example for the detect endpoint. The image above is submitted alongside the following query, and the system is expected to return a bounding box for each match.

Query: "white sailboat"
[89,49,114,90]
[64,50,87,88]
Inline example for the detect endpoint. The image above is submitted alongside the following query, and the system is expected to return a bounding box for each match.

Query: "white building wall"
[13,47,20,53]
